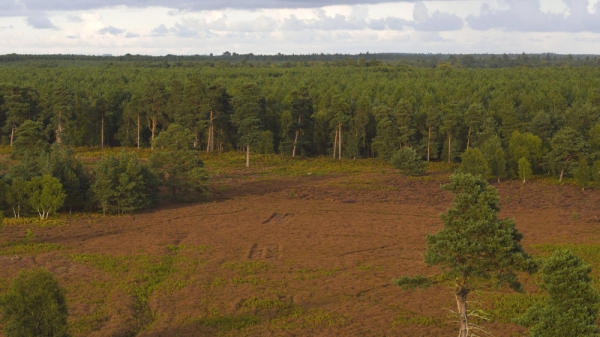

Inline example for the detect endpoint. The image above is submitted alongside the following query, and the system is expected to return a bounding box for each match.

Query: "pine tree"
[395,174,535,337]
[516,250,600,337]
[231,83,264,167]
[390,147,426,176]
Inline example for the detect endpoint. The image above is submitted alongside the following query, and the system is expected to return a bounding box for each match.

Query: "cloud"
[98,26,125,35]
[0,0,427,16]
[466,0,600,33]
[151,24,169,36]
[26,15,58,29]
[125,32,139,38]
[409,2,463,31]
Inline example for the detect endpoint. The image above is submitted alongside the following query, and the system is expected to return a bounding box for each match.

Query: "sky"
[1,0,600,55]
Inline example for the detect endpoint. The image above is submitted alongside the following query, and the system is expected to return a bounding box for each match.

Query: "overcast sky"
[1,0,600,55]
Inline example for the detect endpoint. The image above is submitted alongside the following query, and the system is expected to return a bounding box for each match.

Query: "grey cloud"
[98,26,125,35]
[26,15,58,29]
[67,14,83,22]
[151,24,169,36]
[409,2,463,31]
[466,0,600,33]
[125,32,140,38]
[0,0,438,16]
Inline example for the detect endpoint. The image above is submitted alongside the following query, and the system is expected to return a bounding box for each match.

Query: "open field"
[0,158,599,336]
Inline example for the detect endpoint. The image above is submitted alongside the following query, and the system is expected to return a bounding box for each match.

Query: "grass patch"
[392,309,446,328]
[198,314,262,332]
[0,242,68,255]
[3,217,67,227]
[529,244,600,282]
[268,308,351,331]
[481,293,545,324]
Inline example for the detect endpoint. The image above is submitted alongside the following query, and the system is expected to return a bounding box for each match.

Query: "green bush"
[457,148,489,177]
[390,147,426,176]
[0,268,69,337]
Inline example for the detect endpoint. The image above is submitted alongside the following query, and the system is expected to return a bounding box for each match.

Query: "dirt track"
[0,173,598,336]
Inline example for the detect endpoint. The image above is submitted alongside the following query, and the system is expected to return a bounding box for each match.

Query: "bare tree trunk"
[56,111,63,145]
[467,126,472,149]
[10,123,15,146]
[137,113,141,149]
[427,126,431,162]
[559,169,565,182]
[338,123,342,160]
[448,135,452,163]
[150,116,156,150]
[101,111,104,149]
[246,145,250,168]
[292,115,301,158]
[333,129,338,159]
[455,285,469,337]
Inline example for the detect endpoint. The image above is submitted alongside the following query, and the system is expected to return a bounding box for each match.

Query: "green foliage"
[574,158,592,190]
[5,178,28,218]
[509,131,543,172]
[479,135,506,182]
[92,151,159,215]
[256,130,274,154]
[544,127,586,181]
[592,160,600,186]
[149,124,208,201]
[516,250,600,337]
[518,157,533,183]
[457,148,490,177]
[26,175,66,220]
[390,147,426,176]
[424,173,535,287]
[393,275,432,290]
[0,268,69,337]
[12,120,49,159]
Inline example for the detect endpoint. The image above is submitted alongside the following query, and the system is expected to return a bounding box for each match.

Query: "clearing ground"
[0,168,599,336]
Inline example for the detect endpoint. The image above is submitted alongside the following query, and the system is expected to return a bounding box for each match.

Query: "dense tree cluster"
[2,58,600,182]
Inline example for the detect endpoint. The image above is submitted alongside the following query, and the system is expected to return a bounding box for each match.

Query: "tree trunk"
[448,135,452,163]
[292,115,301,158]
[427,126,431,162]
[101,111,104,149]
[9,123,15,147]
[56,111,63,145]
[338,123,342,160]
[559,169,565,182]
[246,145,250,168]
[150,116,156,150]
[137,113,141,149]
[333,129,338,159]
[467,126,472,149]
[455,285,469,337]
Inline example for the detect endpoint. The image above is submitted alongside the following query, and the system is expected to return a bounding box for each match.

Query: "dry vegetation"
[0,151,599,336]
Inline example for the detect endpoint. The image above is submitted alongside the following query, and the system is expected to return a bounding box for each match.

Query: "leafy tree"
[544,127,586,181]
[38,145,91,212]
[592,160,600,186]
[256,131,274,154]
[231,83,264,167]
[480,135,506,182]
[516,250,600,337]
[92,151,159,215]
[395,174,535,337]
[26,175,66,220]
[509,131,543,173]
[12,120,49,159]
[5,179,28,218]
[142,79,170,148]
[574,158,592,191]
[390,147,426,176]
[372,104,400,160]
[518,157,533,183]
[329,94,351,159]
[441,102,463,163]
[0,268,69,337]
[464,103,485,148]
[457,148,489,177]
[288,86,314,157]
[149,124,208,200]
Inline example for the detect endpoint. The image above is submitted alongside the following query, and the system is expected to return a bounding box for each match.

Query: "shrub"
[0,268,69,337]
[390,147,426,176]
[457,148,489,177]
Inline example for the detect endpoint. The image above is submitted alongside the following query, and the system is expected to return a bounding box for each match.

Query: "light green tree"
[457,148,490,177]
[544,127,586,181]
[592,160,600,186]
[5,178,28,218]
[395,174,535,337]
[518,157,533,183]
[509,130,543,172]
[0,268,69,337]
[516,250,600,337]
[390,147,426,176]
[480,135,507,182]
[26,175,66,220]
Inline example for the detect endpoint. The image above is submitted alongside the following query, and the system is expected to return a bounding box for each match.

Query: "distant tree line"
[2,62,600,182]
